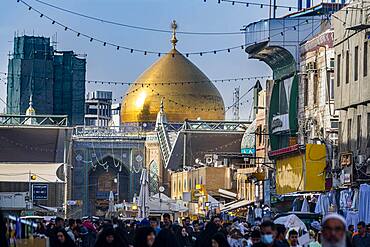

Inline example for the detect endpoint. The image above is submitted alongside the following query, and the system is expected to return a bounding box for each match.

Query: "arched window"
[149,160,159,194]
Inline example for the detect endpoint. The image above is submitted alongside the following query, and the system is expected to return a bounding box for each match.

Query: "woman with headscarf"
[176,227,192,247]
[94,227,118,247]
[212,232,231,247]
[152,227,180,247]
[56,229,76,247]
[134,226,156,247]
[195,222,219,247]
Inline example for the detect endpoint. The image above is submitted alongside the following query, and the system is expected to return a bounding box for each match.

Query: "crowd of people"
[24,213,370,247]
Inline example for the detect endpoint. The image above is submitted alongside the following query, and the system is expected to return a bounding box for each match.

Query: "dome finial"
[171,20,178,49]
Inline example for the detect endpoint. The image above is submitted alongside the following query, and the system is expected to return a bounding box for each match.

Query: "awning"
[218,189,237,199]
[0,163,64,183]
[221,199,251,212]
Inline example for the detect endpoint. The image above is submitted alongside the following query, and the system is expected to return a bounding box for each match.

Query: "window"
[257,125,262,146]
[330,76,335,100]
[355,46,359,81]
[337,54,341,86]
[304,77,308,106]
[357,115,362,149]
[364,42,368,77]
[313,74,318,104]
[346,50,349,84]
[348,119,352,150]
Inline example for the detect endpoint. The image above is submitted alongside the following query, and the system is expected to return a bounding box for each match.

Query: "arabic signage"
[32,184,48,200]
[269,144,300,158]
[271,114,289,134]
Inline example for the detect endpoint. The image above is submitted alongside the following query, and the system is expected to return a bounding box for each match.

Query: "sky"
[0,0,321,120]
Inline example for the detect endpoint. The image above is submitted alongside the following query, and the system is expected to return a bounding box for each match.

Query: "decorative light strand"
[0,71,271,86]
[17,0,246,57]
[17,0,319,57]
[207,0,297,10]
[31,0,244,36]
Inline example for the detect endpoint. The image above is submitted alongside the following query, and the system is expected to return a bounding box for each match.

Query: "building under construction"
[6,35,86,126]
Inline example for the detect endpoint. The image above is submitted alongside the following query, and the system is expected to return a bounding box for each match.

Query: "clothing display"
[345,211,359,231]
[314,194,330,215]
[301,198,310,212]
[351,189,359,210]
[359,183,370,223]
[339,189,353,210]
[254,207,262,219]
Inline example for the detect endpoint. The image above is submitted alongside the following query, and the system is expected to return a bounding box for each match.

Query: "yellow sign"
[276,144,326,194]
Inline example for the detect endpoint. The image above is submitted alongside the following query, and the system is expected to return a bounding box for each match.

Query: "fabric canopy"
[221,199,251,212]
[0,163,64,183]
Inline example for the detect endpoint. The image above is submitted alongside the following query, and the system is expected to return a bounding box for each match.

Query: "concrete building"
[244,2,344,196]
[53,51,86,126]
[6,35,86,126]
[170,166,232,200]
[110,103,121,126]
[299,28,339,161]
[333,1,370,184]
[239,85,267,204]
[7,36,54,115]
[85,91,112,126]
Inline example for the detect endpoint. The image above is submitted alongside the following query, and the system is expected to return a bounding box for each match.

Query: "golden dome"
[121,49,225,123]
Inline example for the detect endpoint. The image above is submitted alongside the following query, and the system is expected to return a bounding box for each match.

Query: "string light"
[17,0,318,57]
[23,0,244,36]
[213,0,297,10]
[0,71,271,86]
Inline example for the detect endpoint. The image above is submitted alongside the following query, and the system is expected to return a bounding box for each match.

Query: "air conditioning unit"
[205,155,213,165]
[328,58,335,70]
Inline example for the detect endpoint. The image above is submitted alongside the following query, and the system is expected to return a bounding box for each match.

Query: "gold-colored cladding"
[120,21,225,123]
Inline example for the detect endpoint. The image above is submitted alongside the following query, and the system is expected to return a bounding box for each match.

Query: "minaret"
[155,98,168,131]
[25,94,37,125]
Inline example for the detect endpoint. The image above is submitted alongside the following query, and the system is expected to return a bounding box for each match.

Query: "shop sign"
[269,144,300,157]
[340,152,352,167]
[271,114,289,134]
[32,184,48,200]
[241,148,255,155]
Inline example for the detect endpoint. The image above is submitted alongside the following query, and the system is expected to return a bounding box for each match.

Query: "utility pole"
[63,129,68,218]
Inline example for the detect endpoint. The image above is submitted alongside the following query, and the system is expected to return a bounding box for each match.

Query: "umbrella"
[273,214,307,231]
[108,191,115,213]
[137,168,150,219]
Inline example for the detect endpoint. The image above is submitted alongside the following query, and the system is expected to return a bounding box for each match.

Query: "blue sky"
[0,0,319,119]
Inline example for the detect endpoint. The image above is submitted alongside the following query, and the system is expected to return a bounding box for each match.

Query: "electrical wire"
[31,0,244,35]
[211,0,297,10]
[17,0,321,57]
[0,71,271,85]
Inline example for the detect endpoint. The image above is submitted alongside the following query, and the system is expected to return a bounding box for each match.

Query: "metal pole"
[63,129,68,218]
[29,170,32,210]
[117,173,120,203]
[183,132,187,168]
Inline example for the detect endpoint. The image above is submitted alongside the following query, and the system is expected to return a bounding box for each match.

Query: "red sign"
[268,144,300,158]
